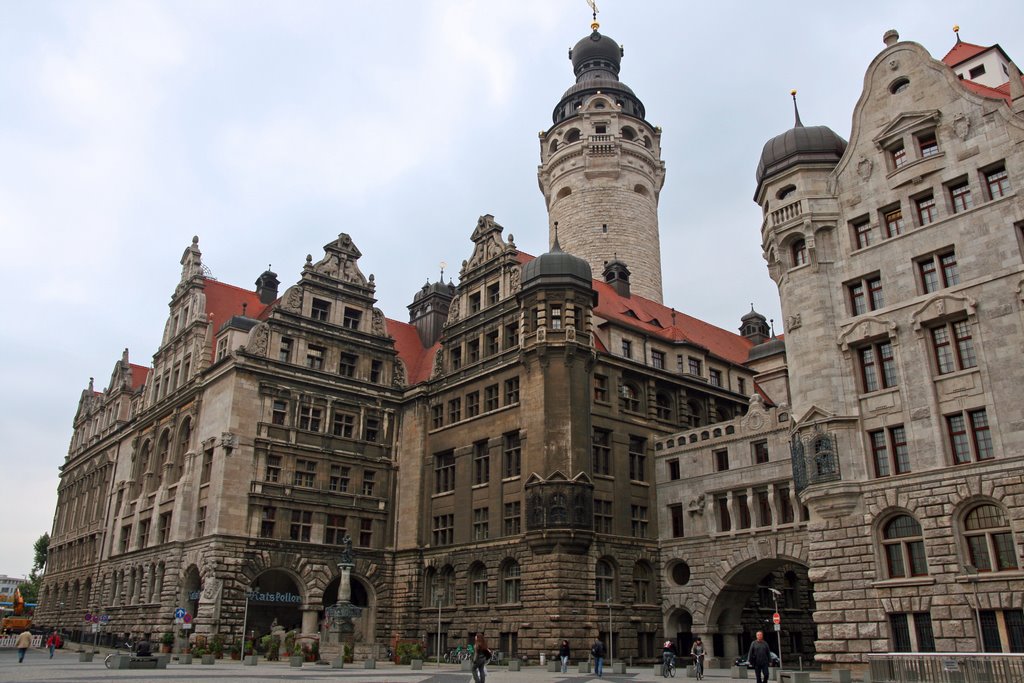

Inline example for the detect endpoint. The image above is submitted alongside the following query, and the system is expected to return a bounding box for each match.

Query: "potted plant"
[210,634,225,659]
[306,641,319,662]
[229,643,242,660]
[289,642,304,668]
[260,634,281,661]
[160,632,174,653]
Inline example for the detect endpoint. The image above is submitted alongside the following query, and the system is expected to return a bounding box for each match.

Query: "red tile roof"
[203,278,268,330]
[941,40,989,67]
[386,318,435,385]
[128,364,150,391]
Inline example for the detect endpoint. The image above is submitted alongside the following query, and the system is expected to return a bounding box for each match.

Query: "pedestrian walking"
[16,629,32,663]
[471,632,491,683]
[590,636,606,678]
[746,630,773,683]
[46,630,61,658]
[559,639,570,673]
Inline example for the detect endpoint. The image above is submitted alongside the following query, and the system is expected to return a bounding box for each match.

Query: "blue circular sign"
[174,607,186,619]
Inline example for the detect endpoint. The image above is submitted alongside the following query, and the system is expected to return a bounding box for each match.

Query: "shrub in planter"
[344,644,353,663]
[260,635,281,661]
[160,632,174,652]
[303,643,319,662]
[210,634,225,659]
[397,642,425,665]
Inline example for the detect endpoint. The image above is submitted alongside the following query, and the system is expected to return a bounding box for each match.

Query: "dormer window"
[891,143,908,169]
[311,298,330,322]
[342,307,361,330]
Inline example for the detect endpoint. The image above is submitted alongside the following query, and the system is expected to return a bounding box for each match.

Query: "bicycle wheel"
[669,662,676,677]
[104,654,115,669]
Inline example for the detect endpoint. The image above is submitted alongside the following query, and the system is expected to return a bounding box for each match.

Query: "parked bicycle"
[104,641,135,669]
[661,652,676,677]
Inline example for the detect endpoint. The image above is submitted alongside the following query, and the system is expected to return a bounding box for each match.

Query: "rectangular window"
[737,377,746,395]
[364,415,380,442]
[916,194,937,225]
[271,399,288,426]
[853,217,873,249]
[756,490,772,526]
[503,432,522,478]
[593,375,609,402]
[473,507,489,540]
[931,320,976,374]
[298,405,322,432]
[473,441,490,485]
[487,282,500,305]
[670,503,684,538]
[858,340,897,393]
[778,486,794,524]
[948,408,993,464]
[450,347,462,370]
[196,506,206,536]
[891,144,907,169]
[484,384,499,411]
[592,428,611,476]
[305,344,325,370]
[311,298,330,321]
[432,514,454,546]
[503,501,521,535]
[628,436,646,481]
[431,404,444,429]
[594,499,613,533]
[849,275,883,315]
[290,509,312,542]
[890,613,911,652]
[709,368,722,387]
[361,470,375,496]
[338,353,357,378]
[469,292,481,314]
[467,338,480,363]
[342,307,361,330]
[485,330,499,356]
[324,514,347,545]
[883,207,905,237]
[985,166,1010,199]
[504,377,520,405]
[265,455,281,482]
[260,506,276,538]
[919,250,959,293]
[714,448,729,472]
[504,321,519,349]
[120,524,132,552]
[969,64,986,78]
[917,131,939,158]
[278,337,293,363]
[737,493,752,529]
[435,451,455,493]
[651,350,665,369]
[668,458,681,480]
[716,496,731,532]
[689,358,703,376]
[157,512,172,543]
[293,459,317,487]
[753,441,770,464]
[216,336,229,361]
[621,339,632,358]
[200,447,213,484]
[466,391,480,418]
[370,359,382,383]
[359,518,372,546]
[950,181,974,213]
[329,465,350,493]
[549,305,562,329]
[448,397,461,423]
[332,411,354,438]
[630,504,648,538]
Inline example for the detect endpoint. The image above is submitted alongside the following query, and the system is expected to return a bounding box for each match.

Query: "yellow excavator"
[1,588,33,632]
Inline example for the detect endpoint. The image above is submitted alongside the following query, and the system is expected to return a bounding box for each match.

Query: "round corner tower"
[538,21,666,303]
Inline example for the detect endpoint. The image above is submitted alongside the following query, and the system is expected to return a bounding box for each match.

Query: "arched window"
[619,383,641,413]
[566,128,581,144]
[557,186,572,200]
[469,562,488,606]
[654,392,672,421]
[634,184,649,196]
[595,559,615,602]
[792,239,808,267]
[621,126,637,141]
[632,562,652,604]
[439,565,455,606]
[137,441,152,482]
[963,504,1018,572]
[883,514,928,578]
[174,417,191,483]
[549,139,558,154]
[776,184,796,200]
[423,567,437,607]
[501,560,521,604]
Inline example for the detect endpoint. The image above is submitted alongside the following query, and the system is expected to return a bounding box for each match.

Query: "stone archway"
[320,573,376,657]
[666,607,694,655]
[706,559,816,666]
[247,569,305,636]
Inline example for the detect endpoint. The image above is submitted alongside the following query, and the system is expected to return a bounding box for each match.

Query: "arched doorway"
[180,565,202,618]
[706,560,816,665]
[667,608,694,655]
[247,570,304,635]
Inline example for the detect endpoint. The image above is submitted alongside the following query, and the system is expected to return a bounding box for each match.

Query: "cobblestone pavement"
[0,647,840,683]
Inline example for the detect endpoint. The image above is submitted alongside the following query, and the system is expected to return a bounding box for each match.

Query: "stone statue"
[339,534,354,565]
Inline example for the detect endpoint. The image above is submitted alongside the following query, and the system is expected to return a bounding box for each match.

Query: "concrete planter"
[289,655,303,667]
[331,657,344,669]
[410,659,423,670]
[201,654,216,665]
[243,655,257,666]
[731,665,749,678]
[832,671,853,683]
[178,654,193,664]
[578,661,591,673]
[548,660,561,672]
[78,652,94,662]
[508,658,521,671]
[363,659,376,669]
[612,661,626,674]
[461,660,473,671]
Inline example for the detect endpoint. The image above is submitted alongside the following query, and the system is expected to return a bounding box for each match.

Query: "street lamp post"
[963,565,984,651]
[240,585,259,658]
[768,587,784,670]
[435,588,442,668]
[607,596,613,666]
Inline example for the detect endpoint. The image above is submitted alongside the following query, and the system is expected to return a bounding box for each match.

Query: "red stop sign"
[773,613,781,625]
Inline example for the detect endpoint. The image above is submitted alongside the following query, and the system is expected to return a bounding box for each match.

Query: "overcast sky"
[2,1,1022,578]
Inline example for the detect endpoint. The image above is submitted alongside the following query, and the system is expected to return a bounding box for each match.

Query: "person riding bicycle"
[662,639,676,674]
[691,637,706,677]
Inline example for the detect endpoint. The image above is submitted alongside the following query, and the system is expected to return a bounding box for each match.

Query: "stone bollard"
[832,670,852,683]
[201,654,216,665]
[243,654,256,666]
[548,660,561,672]
[509,658,521,671]
[179,654,193,665]
[364,658,376,669]
[78,652,94,662]
[461,660,473,672]
[731,665,749,679]
[653,664,662,677]
[612,661,627,674]
[410,659,423,670]
[289,656,303,668]
[790,673,811,683]
[578,661,591,674]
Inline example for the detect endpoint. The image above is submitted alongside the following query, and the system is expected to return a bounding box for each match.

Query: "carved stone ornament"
[392,359,407,387]
[953,113,970,141]
[510,266,521,293]
[280,285,303,313]
[246,322,270,356]
[371,308,386,336]
[888,58,899,71]
[430,348,444,379]
[856,156,873,181]
[446,299,460,325]
[787,313,802,330]
[466,215,509,271]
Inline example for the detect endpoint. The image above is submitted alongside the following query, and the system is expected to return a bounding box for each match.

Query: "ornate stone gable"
[460,214,517,277]
[307,233,370,286]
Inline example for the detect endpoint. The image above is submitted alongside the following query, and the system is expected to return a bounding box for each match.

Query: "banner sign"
[246,590,301,604]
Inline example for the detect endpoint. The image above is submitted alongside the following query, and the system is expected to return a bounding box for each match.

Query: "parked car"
[734,652,781,668]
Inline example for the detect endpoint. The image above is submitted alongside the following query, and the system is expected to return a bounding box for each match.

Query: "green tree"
[18,533,50,605]
[33,533,50,573]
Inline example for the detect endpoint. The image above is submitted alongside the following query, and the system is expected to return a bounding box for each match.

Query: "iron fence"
[868,653,1024,682]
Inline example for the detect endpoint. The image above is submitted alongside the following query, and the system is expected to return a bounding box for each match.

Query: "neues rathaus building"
[38,19,1024,671]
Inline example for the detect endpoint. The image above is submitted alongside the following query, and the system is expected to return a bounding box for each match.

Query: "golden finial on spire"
[586,0,600,31]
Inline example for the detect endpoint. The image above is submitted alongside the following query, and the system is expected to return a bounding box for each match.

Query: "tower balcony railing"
[588,134,616,156]
[770,199,802,227]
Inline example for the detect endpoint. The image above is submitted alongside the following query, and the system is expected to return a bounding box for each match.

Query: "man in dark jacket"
[746,631,772,683]
[590,637,606,678]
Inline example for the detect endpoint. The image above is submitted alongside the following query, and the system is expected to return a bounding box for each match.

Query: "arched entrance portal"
[666,608,694,655]
[247,570,304,635]
[180,565,201,618]
[320,574,375,651]
[707,560,816,665]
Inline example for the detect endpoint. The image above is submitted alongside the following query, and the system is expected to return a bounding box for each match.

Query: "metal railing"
[868,653,1024,682]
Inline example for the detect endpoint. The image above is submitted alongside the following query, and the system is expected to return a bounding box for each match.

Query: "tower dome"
[570,29,622,79]
[522,235,592,286]
[754,93,847,198]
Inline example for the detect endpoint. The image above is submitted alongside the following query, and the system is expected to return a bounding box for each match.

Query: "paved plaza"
[0,647,844,683]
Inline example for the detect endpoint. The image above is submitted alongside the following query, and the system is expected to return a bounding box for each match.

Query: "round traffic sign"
[183,613,193,624]
[84,612,93,623]
[174,607,186,619]
[772,612,781,625]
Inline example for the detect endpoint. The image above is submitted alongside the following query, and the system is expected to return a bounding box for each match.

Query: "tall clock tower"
[538,19,666,303]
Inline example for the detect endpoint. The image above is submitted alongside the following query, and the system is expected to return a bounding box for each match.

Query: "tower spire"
[791,90,803,127]
[586,0,599,30]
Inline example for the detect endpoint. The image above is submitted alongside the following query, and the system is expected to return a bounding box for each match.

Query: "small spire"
[770,319,776,337]
[791,90,803,127]
[953,24,961,43]
[439,260,446,282]
[552,222,562,252]
[750,303,755,312]
[587,0,599,30]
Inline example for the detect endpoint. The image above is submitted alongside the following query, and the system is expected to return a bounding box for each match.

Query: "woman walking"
[559,639,570,673]
[471,632,491,683]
